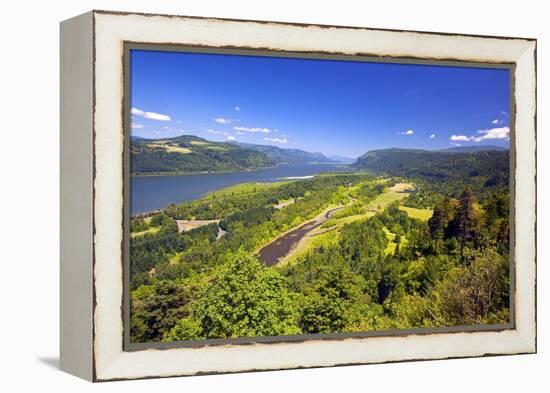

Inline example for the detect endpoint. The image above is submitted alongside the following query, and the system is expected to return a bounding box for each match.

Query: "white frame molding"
[60,10,536,382]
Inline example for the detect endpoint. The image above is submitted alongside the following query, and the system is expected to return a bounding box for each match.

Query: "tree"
[435,248,509,325]
[130,280,191,343]
[428,197,457,253]
[451,187,484,260]
[299,257,370,334]
[165,250,300,341]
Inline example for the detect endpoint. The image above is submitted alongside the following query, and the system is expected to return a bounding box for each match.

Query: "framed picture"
[60,10,537,382]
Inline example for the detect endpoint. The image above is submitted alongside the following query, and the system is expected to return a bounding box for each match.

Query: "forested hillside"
[353,148,509,203]
[131,135,274,175]
[131,135,339,175]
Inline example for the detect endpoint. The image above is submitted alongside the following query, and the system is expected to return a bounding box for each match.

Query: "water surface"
[131,163,350,215]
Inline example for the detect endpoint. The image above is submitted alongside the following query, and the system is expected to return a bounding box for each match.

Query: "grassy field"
[131,226,160,238]
[399,206,433,221]
[277,182,427,265]
[204,181,291,199]
[169,252,184,265]
[147,141,192,154]
[366,183,413,211]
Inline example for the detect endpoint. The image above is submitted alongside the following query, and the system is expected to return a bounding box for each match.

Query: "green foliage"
[129,169,511,343]
[131,135,274,175]
[130,281,192,343]
[165,250,300,341]
[130,217,150,232]
[354,148,509,200]
[435,248,509,325]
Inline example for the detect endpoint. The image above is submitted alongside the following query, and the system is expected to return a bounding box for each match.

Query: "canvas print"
[128,49,511,344]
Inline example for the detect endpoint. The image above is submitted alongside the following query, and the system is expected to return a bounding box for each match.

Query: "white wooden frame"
[60,10,537,382]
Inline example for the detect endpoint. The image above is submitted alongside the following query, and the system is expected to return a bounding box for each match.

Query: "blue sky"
[130,49,510,158]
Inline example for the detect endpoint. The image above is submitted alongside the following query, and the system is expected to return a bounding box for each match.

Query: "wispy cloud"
[450,134,472,142]
[226,136,236,141]
[131,107,171,121]
[491,119,502,125]
[399,129,414,136]
[131,123,146,129]
[429,134,436,139]
[265,137,288,144]
[234,126,272,133]
[234,106,241,112]
[473,126,510,142]
[451,142,462,147]
[214,118,231,124]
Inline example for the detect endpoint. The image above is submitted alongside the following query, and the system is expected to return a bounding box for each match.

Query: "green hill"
[130,135,274,175]
[353,148,509,196]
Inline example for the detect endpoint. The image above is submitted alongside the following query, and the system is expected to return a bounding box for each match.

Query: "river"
[131,163,350,215]
[257,205,345,266]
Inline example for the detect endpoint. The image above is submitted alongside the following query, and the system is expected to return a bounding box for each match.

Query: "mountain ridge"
[130,134,338,175]
[232,141,336,164]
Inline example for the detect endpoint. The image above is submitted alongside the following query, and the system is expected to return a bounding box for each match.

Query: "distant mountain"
[130,135,273,175]
[353,147,509,191]
[233,142,336,164]
[437,145,508,153]
[327,155,357,164]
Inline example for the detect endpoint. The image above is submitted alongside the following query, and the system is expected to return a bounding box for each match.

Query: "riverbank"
[257,182,422,266]
[131,162,350,177]
[130,163,352,215]
[257,204,347,266]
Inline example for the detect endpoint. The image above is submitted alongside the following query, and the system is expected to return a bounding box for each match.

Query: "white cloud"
[429,134,436,139]
[451,142,462,147]
[265,137,288,144]
[234,106,241,112]
[491,119,501,125]
[214,117,232,124]
[131,107,171,121]
[399,129,414,135]
[226,136,236,141]
[235,131,244,135]
[501,110,508,116]
[131,123,146,129]
[473,126,510,142]
[234,126,272,133]
[450,134,472,142]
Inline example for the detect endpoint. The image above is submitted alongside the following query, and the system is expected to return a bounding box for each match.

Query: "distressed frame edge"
[122,42,517,352]
[90,11,537,381]
[59,11,95,382]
